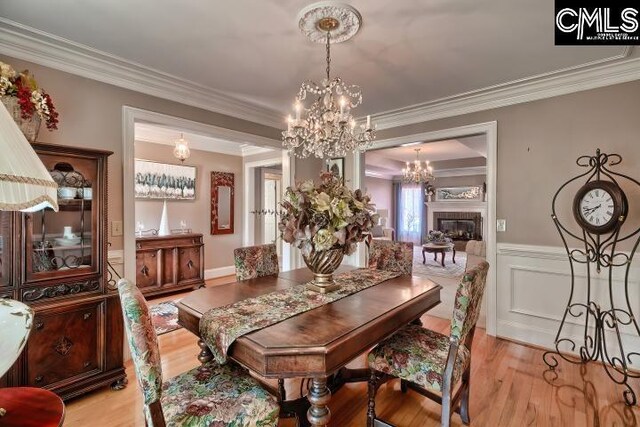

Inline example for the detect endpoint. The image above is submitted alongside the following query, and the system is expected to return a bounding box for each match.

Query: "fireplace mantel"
[425,200,488,240]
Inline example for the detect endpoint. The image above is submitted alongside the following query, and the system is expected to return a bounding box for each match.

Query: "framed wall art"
[211,171,235,235]
[134,159,196,200]
[326,157,345,181]
[435,186,482,201]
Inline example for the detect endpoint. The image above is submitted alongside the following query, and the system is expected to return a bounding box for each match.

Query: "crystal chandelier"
[402,149,434,184]
[282,4,375,159]
[173,133,190,163]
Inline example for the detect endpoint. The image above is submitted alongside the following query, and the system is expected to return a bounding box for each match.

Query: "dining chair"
[233,243,294,417]
[117,278,279,427]
[366,261,490,427]
[233,243,279,281]
[368,240,414,275]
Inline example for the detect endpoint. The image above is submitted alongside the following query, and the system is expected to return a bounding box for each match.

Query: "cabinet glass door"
[25,153,98,280]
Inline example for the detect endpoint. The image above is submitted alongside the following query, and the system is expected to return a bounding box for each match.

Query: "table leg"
[453,248,456,264]
[197,339,213,365]
[433,253,437,262]
[307,377,331,426]
[441,251,445,267]
[422,249,426,264]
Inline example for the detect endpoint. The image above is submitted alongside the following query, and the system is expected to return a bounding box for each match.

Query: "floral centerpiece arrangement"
[1,61,59,141]
[278,172,378,292]
[425,230,452,245]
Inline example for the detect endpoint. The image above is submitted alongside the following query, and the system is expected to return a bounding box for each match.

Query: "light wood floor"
[64,278,640,426]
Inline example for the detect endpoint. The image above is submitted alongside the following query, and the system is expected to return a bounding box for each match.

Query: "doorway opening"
[351,122,497,335]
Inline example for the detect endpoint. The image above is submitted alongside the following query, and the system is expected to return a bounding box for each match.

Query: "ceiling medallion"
[402,149,434,184]
[283,2,375,159]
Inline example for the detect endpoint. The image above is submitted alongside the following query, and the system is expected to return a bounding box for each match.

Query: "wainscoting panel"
[497,243,640,367]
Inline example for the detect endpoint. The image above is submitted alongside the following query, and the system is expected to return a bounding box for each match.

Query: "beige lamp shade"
[0,100,58,212]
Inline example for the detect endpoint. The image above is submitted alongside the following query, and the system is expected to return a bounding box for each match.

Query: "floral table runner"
[199,268,402,364]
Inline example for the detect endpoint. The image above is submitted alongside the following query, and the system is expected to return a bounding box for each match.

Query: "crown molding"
[2,18,637,134]
[371,47,639,130]
[434,166,486,178]
[0,18,283,128]
[364,170,394,180]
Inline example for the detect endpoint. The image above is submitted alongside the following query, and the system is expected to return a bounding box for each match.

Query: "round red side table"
[0,387,65,426]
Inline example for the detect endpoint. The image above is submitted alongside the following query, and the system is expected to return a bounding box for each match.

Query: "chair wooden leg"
[441,387,452,427]
[278,378,286,403]
[367,370,379,427]
[459,367,471,425]
[400,379,408,393]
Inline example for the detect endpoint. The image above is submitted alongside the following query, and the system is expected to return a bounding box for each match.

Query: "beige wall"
[295,157,325,182]
[134,141,242,269]
[1,55,280,251]
[364,176,394,227]
[379,80,640,246]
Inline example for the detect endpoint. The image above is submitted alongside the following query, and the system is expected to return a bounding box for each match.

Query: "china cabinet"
[0,143,126,399]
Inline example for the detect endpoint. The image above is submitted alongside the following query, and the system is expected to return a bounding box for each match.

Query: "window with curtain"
[397,184,423,245]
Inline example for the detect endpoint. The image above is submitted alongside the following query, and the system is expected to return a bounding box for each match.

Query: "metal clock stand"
[543,149,640,405]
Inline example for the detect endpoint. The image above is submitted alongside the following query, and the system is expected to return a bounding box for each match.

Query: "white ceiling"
[365,136,486,179]
[0,1,630,121]
[135,123,275,157]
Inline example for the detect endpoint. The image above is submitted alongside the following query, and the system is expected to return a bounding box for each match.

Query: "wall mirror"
[211,172,234,234]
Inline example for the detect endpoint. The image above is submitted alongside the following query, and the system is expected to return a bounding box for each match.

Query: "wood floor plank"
[63,305,640,427]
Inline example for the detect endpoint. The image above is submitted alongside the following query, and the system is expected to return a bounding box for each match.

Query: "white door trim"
[122,106,285,280]
[352,121,498,335]
[242,157,283,248]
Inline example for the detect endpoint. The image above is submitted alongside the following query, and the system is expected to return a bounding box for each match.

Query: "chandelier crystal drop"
[282,8,375,159]
[402,149,434,184]
[173,133,190,163]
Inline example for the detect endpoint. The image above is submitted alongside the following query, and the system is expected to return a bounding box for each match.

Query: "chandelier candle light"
[402,148,434,184]
[282,3,375,158]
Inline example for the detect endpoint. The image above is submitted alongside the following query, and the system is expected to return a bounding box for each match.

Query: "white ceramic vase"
[158,199,170,236]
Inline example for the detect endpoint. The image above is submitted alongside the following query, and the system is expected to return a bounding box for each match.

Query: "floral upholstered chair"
[368,240,414,275]
[117,279,279,427]
[366,261,490,427]
[233,244,279,281]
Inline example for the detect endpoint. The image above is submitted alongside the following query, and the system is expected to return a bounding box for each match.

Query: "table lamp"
[0,100,58,416]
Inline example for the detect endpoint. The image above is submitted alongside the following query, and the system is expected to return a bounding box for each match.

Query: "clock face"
[572,180,627,234]
[579,188,614,227]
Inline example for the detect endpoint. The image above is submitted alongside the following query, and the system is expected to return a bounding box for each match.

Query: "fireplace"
[433,211,482,241]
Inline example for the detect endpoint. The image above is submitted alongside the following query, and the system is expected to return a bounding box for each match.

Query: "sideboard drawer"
[135,249,161,290]
[178,246,203,283]
[26,301,103,388]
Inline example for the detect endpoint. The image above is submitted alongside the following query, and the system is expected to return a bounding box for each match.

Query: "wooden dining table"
[176,267,441,427]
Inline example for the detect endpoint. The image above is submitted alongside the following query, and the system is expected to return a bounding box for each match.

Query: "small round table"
[0,387,65,427]
[422,243,456,267]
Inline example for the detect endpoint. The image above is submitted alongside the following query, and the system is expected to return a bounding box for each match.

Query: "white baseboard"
[204,266,235,280]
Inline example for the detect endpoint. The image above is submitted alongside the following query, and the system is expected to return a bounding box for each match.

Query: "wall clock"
[572,180,627,234]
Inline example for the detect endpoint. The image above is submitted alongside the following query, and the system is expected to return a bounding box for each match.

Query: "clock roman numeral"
[596,217,600,224]
[607,211,612,216]
[595,190,600,197]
